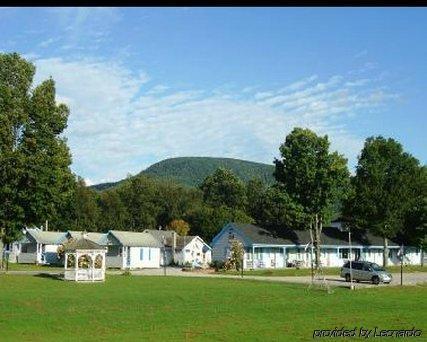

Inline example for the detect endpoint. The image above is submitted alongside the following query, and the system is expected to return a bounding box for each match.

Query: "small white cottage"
[8,228,67,265]
[174,236,212,267]
[105,230,162,269]
[144,229,212,267]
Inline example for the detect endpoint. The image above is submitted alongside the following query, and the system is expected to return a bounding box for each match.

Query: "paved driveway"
[109,267,427,288]
[3,267,427,288]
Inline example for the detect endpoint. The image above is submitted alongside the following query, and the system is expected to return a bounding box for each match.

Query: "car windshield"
[371,263,385,271]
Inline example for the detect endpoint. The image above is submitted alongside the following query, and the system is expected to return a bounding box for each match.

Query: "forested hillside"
[92,157,275,190]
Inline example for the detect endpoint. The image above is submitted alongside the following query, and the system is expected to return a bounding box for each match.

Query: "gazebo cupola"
[63,234,107,282]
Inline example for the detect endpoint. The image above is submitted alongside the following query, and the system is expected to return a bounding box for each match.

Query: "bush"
[210,260,225,271]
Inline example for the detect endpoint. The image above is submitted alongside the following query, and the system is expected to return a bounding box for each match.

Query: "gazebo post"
[75,251,79,282]
[64,253,68,270]
[91,251,95,282]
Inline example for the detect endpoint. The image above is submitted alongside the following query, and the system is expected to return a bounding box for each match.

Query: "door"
[361,263,371,281]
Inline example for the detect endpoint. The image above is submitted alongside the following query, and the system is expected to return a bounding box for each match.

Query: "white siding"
[176,238,212,266]
[124,246,161,269]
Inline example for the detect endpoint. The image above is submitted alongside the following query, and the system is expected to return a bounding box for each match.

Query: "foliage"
[210,260,225,271]
[66,254,75,268]
[78,255,92,269]
[92,156,275,190]
[344,137,426,265]
[200,167,247,210]
[167,219,190,236]
[225,239,245,271]
[274,128,350,267]
[186,204,253,242]
[0,53,75,242]
[71,178,100,231]
[252,184,309,233]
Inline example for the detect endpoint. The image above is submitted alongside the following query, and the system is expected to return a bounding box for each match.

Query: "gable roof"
[63,237,104,251]
[67,231,108,246]
[143,229,176,246]
[223,222,399,247]
[109,230,163,248]
[25,228,68,245]
[175,236,211,250]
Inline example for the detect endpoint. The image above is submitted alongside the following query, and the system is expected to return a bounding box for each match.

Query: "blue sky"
[1,8,426,184]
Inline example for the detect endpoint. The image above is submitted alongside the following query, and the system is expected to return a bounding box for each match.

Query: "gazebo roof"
[63,237,104,251]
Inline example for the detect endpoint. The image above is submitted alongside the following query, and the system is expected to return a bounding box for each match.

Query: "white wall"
[124,246,161,269]
[176,238,211,266]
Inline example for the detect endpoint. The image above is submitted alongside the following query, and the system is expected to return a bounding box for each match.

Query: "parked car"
[340,261,392,285]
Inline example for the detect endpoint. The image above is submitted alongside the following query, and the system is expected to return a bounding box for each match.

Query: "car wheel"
[372,276,380,285]
[356,280,360,283]
[345,274,351,282]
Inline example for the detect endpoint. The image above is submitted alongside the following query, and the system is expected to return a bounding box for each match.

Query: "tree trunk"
[314,214,322,269]
[421,249,424,267]
[383,237,389,267]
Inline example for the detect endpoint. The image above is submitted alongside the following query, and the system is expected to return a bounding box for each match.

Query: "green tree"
[72,178,100,231]
[200,167,247,210]
[0,53,75,243]
[255,184,309,233]
[344,137,425,266]
[186,204,253,242]
[274,128,349,268]
[98,189,129,231]
[245,178,266,220]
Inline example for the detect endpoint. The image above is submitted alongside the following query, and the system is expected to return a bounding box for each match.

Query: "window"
[340,249,349,259]
[352,262,363,270]
[140,248,144,261]
[148,248,151,261]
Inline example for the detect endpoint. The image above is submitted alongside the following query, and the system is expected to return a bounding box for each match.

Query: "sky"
[1,7,426,185]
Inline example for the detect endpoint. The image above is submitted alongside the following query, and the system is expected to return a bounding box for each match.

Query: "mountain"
[92,157,276,190]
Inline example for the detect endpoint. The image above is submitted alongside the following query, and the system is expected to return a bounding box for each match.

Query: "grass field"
[0,274,425,341]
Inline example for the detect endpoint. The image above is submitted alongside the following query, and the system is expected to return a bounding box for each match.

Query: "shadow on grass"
[33,272,63,281]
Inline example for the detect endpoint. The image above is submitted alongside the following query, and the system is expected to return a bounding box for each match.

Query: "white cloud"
[33,57,398,184]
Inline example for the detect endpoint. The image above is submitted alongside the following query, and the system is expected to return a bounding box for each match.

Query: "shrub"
[210,260,225,271]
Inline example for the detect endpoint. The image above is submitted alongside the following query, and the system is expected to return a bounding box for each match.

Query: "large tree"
[0,53,75,244]
[274,128,349,268]
[344,137,425,266]
[199,167,247,211]
[254,184,308,233]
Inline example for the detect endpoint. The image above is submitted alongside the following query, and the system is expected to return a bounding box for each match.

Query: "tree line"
[1,53,426,268]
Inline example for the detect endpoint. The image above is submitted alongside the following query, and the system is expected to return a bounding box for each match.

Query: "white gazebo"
[63,235,107,282]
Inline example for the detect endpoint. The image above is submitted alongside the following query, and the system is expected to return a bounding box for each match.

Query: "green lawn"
[2,263,63,272]
[221,265,426,277]
[0,275,425,341]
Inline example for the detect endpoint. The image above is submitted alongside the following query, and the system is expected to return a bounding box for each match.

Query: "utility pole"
[348,227,354,290]
[163,235,167,276]
[400,244,404,286]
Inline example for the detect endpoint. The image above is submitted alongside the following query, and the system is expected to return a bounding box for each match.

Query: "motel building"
[211,222,423,269]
